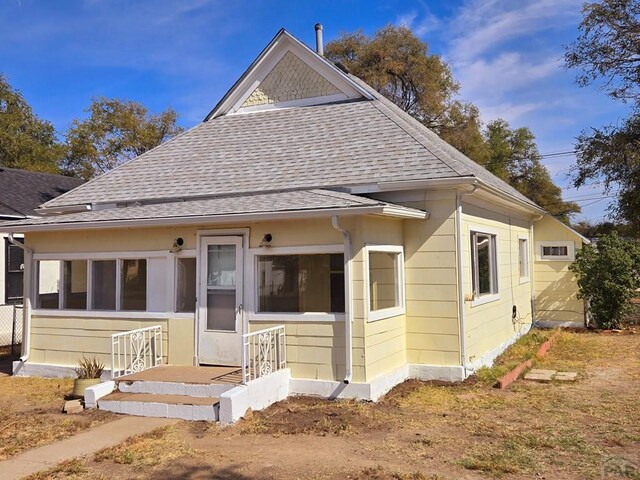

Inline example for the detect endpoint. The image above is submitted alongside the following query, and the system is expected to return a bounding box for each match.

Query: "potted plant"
[72,356,105,398]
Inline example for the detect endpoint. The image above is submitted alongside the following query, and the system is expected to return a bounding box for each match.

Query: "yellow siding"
[461,200,533,363]
[403,190,460,366]
[360,216,406,381]
[29,315,170,367]
[533,215,585,323]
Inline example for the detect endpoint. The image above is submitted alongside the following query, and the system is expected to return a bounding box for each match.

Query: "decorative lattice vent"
[242,51,340,107]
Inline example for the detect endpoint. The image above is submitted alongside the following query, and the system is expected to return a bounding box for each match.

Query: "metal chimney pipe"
[315,23,324,56]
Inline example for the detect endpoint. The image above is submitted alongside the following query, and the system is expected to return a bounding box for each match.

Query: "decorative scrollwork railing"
[242,325,286,384]
[111,325,163,379]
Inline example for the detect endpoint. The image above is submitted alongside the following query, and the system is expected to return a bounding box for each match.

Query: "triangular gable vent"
[207,29,372,119]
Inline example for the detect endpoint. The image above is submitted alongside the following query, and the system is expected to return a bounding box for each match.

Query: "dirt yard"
[0,375,117,461]
[19,331,640,479]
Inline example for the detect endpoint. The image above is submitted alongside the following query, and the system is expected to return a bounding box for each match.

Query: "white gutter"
[7,234,33,365]
[455,183,478,376]
[331,216,353,384]
[0,205,428,234]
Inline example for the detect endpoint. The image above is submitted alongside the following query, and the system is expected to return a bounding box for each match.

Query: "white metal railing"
[242,325,286,384]
[111,325,163,379]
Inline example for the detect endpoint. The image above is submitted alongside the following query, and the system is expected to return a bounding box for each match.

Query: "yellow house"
[0,29,588,420]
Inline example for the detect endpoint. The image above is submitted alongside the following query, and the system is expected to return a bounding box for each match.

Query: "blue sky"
[0,0,629,222]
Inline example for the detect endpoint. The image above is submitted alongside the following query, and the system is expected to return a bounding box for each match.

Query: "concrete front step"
[117,379,235,397]
[99,392,220,421]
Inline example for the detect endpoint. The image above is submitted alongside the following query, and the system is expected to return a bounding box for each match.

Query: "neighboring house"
[0,168,83,304]
[0,29,587,406]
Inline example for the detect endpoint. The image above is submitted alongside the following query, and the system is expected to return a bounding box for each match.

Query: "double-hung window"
[470,231,498,302]
[518,238,529,282]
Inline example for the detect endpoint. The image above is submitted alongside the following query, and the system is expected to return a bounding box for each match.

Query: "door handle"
[237,304,244,314]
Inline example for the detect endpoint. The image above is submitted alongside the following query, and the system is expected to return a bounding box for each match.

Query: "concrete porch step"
[117,379,235,397]
[99,392,220,421]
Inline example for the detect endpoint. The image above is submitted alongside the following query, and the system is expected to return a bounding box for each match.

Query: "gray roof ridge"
[346,75,539,208]
[43,120,210,209]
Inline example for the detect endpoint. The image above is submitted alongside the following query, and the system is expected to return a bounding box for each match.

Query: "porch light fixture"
[170,237,184,253]
[260,233,272,247]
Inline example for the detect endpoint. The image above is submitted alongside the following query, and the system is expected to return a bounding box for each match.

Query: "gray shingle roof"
[44,99,466,209]
[0,168,84,218]
[0,189,423,230]
[41,38,539,212]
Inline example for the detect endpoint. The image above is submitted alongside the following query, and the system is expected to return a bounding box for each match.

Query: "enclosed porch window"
[256,253,345,314]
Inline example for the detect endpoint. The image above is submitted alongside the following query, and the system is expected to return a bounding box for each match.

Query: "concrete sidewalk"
[0,415,177,480]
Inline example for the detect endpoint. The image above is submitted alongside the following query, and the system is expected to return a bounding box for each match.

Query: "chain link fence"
[0,304,23,356]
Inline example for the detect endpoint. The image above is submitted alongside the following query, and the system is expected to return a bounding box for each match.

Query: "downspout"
[455,184,477,376]
[8,234,33,364]
[331,216,352,384]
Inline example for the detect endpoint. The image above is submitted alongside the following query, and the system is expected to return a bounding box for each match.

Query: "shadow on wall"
[535,264,583,322]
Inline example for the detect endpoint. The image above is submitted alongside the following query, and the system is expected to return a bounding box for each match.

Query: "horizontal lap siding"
[462,201,533,363]
[403,191,460,366]
[29,315,170,367]
[250,321,365,382]
[533,216,585,323]
[361,216,406,382]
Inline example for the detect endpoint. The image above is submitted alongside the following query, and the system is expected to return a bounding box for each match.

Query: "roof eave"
[0,204,427,233]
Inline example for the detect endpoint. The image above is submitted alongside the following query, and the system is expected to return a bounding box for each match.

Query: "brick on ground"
[554,372,578,382]
[524,369,557,382]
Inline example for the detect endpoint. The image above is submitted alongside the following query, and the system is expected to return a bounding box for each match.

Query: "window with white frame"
[35,256,164,313]
[518,238,529,281]
[537,241,575,261]
[366,246,405,321]
[471,231,498,298]
[256,253,345,314]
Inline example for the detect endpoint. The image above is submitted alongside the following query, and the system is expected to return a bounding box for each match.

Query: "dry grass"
[22,331,640,480]
[0,377,116,460]
[23,459,103,480]
[94,425,195,467]
[474,328,553,385]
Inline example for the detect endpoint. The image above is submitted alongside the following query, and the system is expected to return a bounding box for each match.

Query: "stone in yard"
[524,369,557,382]
[554,372,578,382]
[64,399,83,414]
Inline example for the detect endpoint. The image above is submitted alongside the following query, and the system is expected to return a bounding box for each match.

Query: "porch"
[96,324,289,422]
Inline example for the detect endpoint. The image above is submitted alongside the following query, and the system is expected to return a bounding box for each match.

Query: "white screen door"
[198,236,243,365]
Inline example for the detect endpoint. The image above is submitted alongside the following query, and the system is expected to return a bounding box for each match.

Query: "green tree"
[570,232,640,328]
[572,219,634,238]
[325,26,488,160]
[565,0,640,230]
[0,75,65,173]
[64,97,183,179]
[483,119,581,222]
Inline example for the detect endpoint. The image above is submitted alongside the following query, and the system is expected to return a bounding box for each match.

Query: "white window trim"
[469,227,500,307]
[518,235,530,284]
[536,241,575,261]
[364,244,406,322]
[32,250,185,317]
[247,244,346,323]
[171,250,197,314]
[31,309,194,319]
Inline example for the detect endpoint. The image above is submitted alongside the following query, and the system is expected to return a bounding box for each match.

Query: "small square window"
[366,246,405,321]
